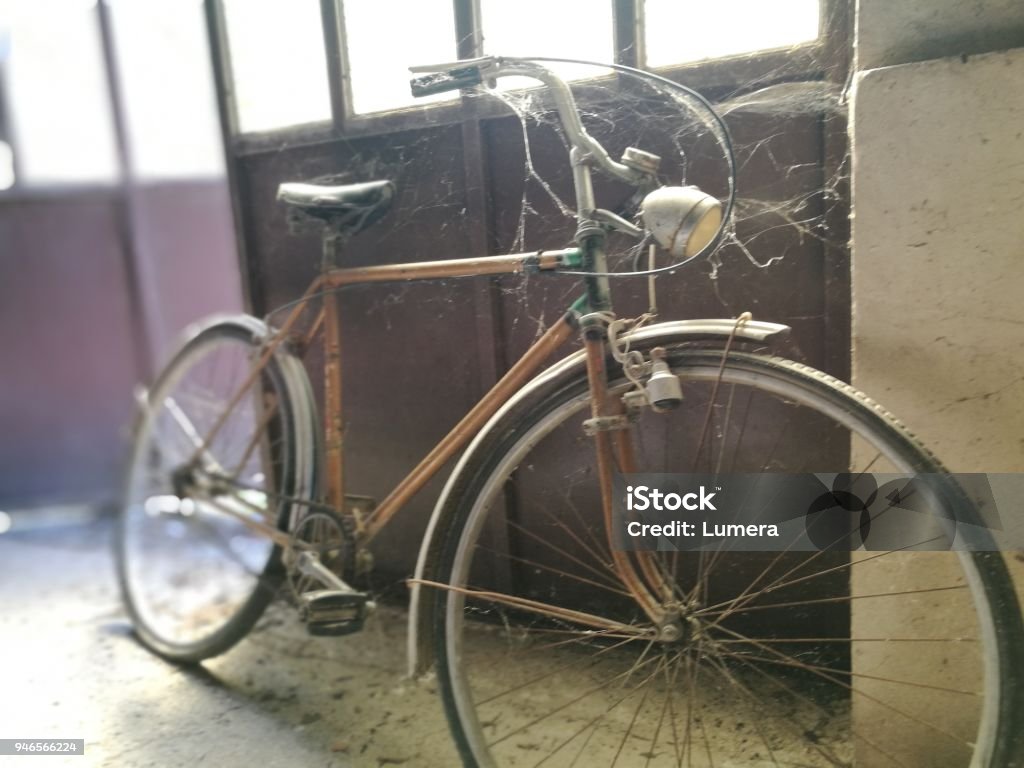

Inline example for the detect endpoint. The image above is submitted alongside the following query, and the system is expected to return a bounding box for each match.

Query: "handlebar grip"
[409,66,483,98]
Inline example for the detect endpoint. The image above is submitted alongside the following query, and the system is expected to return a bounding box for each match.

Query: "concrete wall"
[855,0,1024,70]
[852,48,1024,472]
[851,1,1024,763]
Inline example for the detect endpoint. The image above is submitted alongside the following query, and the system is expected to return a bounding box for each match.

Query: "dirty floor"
[0,513,459,767]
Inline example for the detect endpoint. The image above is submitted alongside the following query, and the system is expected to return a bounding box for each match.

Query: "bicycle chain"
[204,471,358,541]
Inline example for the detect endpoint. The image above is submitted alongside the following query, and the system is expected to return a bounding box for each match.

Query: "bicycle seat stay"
[277,179,395,238]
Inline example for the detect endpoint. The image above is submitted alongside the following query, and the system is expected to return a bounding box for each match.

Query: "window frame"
[212,0,847,157]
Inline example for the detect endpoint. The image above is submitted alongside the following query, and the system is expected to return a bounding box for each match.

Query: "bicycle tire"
[430,345,1024,767]
[116,316,317,663]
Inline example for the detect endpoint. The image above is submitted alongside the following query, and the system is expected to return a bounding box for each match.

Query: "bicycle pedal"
[298,589,374,637]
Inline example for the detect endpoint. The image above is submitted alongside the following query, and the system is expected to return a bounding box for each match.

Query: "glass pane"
[0,0,118,185]
[480,0,614,85]
[109,0,224,179]
[221,0,331,133]
[645,0,819,68]
[343,0,456,115]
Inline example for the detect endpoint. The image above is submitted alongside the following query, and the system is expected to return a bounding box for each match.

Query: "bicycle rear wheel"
[431,345,1024,767]
[117,316,317,662]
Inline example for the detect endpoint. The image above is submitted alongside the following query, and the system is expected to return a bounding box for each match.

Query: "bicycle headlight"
[641,186,722,259]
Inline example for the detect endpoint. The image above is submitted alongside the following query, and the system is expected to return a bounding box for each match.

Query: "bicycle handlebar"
[409,65,484,97]
[409,56,648,187]
[409,55,737,278]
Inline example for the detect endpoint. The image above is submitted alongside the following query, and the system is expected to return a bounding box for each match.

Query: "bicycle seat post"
[322,230,343,272]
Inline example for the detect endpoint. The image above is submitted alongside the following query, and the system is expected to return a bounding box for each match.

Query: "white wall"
[852,48,1024,473]
[851,2,1024,763]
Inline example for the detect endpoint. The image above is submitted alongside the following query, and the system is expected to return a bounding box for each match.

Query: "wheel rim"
[121,330,293,652]
[441,355,1007,767]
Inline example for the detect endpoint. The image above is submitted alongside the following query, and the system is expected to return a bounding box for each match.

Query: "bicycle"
[116,56,1024,767]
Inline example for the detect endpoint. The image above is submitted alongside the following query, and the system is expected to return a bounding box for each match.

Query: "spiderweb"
[261,45,849,344]
[442,55,849,350]
[249,45,851,588]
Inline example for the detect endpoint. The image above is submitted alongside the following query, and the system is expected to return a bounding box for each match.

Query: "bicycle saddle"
[277,179,395,237]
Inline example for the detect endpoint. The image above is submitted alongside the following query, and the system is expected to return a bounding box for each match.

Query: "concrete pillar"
[851,1,1024,762]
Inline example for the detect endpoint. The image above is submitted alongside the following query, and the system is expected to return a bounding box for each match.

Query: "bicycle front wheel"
[431,346,1024,767]
[117,316,317,663]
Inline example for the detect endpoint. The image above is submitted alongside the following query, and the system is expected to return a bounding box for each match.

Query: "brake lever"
[591,209,643,238]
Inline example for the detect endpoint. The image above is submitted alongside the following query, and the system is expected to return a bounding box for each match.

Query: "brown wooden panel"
[477,97,847,633]
[132,180,243,361]
[0,195,141,506]
[229,83,849,597]
[483,102,830,368]
[235,124,495,581]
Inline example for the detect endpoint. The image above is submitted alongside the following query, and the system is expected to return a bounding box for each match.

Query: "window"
[109,0,225,179]
[480,0,614,88]
[343,0,456,115]
[221,0,332,133]
[645,0,820,68]
[218,0,823,134]
[0,0,118,185]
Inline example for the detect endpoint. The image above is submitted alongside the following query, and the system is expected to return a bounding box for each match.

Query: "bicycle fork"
[581,321,681,634]
[576,229,680,638]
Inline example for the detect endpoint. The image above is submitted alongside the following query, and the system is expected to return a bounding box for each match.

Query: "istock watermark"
[612,473,1024,552]
[625,484,719,512]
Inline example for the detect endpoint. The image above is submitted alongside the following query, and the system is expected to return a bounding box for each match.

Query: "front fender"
[406,317,789,677]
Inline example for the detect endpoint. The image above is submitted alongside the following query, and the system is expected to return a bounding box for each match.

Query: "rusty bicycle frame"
[186,227,672,628]
[184,56,701,630]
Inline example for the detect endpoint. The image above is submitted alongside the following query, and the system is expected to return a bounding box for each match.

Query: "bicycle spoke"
[120,326,296,656]
[609,654,665,767]
[703,654,781,767]
[663,654,684,767]
[475,634,643,711]
[694,656,716,768]
[642,652,677,768]
[697,532,948,628]
[714,635,976,644]
[414,579,652,635]
[710,623,975,749]
[682,652,696,767]
[696,534,947,622]
[487,647,663,749]
[505,519,626,592]
[439,355,1006,766]
[695,448,885,623]
[535,654,673,768]
[713,646,980,697]
[537,503,615,578]
[720,640,904,768]
[699,583,968,624]
[474,543,632,598]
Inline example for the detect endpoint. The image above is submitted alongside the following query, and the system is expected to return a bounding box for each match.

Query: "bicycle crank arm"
[294,550,354,593]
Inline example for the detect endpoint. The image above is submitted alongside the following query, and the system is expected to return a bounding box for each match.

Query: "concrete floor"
[0,512,460,767]
[3,510,1013,767]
